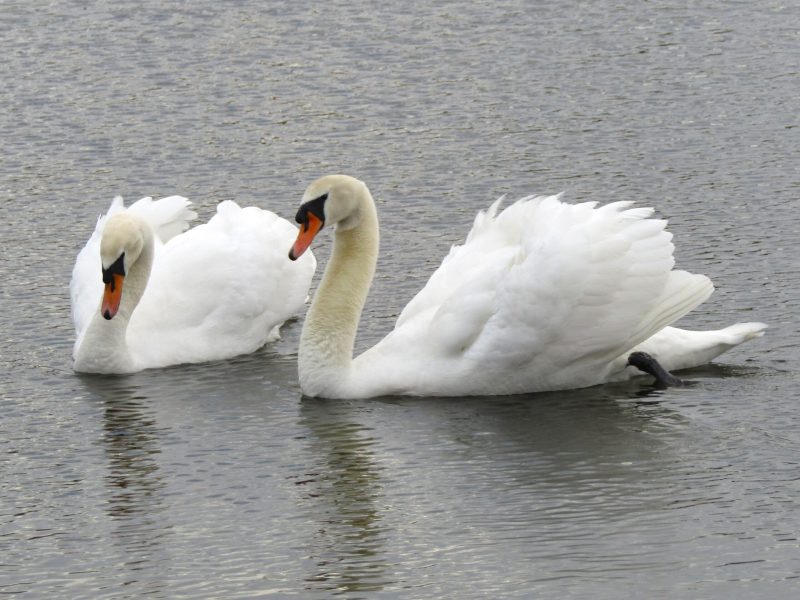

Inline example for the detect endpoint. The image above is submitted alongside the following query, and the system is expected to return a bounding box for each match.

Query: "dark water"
[1,0,798,597]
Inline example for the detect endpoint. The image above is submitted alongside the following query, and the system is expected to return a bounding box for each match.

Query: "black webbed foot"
[627,351,686,388]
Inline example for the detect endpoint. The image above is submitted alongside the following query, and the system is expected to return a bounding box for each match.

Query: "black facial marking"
[295,193,327,231]
[102,253,125,291]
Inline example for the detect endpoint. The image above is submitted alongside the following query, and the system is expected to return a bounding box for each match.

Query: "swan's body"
[288,175,765,399]
[72,195,316,373]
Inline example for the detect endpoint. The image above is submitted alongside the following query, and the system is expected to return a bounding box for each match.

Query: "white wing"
[126,195,197,242]
[126,201,316,367]
[359,194,712,395]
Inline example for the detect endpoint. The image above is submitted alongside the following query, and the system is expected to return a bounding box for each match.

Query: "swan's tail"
[127,195,197,243]
[717,321,768,344]
[635,322,767,371]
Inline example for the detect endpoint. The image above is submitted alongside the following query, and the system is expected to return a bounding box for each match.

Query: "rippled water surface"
[2,0,798,598]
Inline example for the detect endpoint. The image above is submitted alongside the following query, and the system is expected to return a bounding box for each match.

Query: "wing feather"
[371,193,710,391]
[126,201,315,365]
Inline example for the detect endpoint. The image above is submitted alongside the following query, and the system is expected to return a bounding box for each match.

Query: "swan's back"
[126,201,316,366]
[357,194,713,395]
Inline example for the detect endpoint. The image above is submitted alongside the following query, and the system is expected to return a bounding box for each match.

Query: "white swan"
[71,195,316,373]
[287,174,766,398]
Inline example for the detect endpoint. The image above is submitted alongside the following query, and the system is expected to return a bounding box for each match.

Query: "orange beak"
[101,273,125,320]
[289,213,324,260]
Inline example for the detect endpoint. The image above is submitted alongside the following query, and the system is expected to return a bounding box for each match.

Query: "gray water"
[1,0,798,597]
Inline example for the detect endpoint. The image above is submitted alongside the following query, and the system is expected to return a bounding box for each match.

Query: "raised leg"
[627,351,686,387]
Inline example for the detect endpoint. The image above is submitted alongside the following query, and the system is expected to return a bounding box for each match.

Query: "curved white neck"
[298,194,379,397]
[73,230,154,374]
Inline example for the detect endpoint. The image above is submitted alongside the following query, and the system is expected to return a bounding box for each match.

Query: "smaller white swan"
[71,195,316,373]
[288,174,766,399]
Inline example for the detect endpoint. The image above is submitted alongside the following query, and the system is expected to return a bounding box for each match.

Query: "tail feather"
[634,322,767,372]
[717,321,768,344]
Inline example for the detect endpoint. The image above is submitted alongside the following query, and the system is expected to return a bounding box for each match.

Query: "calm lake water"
[2,0,798,598]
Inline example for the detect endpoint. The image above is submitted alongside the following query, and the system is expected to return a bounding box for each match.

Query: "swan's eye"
[102,253,126,288]
[295,193,328,229]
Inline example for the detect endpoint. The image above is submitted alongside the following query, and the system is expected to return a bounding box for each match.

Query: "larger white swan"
[287,174,765,399]
[72,195,316,373]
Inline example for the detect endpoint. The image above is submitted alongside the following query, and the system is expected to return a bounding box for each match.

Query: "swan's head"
[289,174,370,260]
[99,214,147,320]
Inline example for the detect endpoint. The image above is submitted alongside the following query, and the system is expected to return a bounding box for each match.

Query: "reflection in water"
[77,375,169,589]
[461,385,681,489]
[296,400,391,595]
[290,382,688,595]
[367,383,690,591]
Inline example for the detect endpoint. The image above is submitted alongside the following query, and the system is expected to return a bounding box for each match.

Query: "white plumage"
[71,195,316,373]
[289,175,765,398]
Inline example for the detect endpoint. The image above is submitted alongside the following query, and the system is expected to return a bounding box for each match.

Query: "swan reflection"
[78,375,170,584]
[297,399,391,594]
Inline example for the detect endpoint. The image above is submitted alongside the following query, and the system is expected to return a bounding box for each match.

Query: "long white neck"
[298,194,379,397]
[73,228,154,374]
